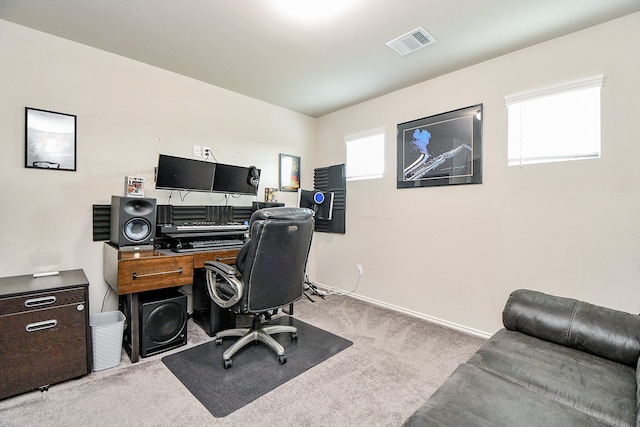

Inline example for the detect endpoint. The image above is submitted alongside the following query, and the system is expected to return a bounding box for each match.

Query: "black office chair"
[204,207,314,368]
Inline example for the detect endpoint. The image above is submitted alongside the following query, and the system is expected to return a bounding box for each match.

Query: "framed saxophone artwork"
[397,104,482,189]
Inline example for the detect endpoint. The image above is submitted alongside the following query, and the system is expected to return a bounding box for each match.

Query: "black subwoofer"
[110,196,156,247]
[192,268,236,336]
[139,289,187,357]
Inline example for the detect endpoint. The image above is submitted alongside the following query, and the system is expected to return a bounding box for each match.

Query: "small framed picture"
[25,107,77,171]
[125,176,145,197]
[279,153,300,192]
[265,187,278,202]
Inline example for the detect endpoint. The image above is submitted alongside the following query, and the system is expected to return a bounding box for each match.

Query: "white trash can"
[90,311,126,372]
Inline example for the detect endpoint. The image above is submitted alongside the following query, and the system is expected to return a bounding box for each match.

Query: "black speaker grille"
[139,290,188,357]
[146,304,187,343]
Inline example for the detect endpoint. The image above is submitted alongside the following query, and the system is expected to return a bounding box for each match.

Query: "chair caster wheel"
[214,337,223,346]
[223,359,233,369]
[278,355,287,365]
[291,332,298,342]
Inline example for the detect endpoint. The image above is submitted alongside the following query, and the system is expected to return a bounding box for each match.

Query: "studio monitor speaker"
[139,289,187,357]
[110,196,157,247]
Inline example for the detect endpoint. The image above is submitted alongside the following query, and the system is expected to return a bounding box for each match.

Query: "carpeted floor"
[0,293,485,426]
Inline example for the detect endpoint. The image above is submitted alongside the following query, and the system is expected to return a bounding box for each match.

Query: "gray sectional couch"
[404,289,640,426]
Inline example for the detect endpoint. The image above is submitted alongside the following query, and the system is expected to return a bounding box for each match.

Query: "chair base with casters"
[214,314,298,369]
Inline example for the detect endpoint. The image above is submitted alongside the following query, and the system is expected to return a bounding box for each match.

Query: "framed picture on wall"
[279,153,300,192]
[397,104,482,188]
[25,107,77,171]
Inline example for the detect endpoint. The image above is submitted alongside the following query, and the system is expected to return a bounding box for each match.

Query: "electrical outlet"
[193,145,202,158]
[203,146,212,159]
[356,264,363,275]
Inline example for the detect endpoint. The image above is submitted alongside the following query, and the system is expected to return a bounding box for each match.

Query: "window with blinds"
[344,128,385,180]
[505,76,603,167]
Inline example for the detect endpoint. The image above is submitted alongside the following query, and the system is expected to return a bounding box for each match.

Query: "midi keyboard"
[161,222,248,234]
[171,238,245,253]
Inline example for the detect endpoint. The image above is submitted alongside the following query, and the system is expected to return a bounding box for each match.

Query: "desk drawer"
[117,256,194,294]
[193,249,239,268]
[0,287,85,316]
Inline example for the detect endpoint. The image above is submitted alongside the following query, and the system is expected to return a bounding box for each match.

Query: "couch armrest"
[503,289,640,366]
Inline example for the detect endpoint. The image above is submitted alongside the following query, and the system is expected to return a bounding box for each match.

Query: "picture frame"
[279,153,300,192]
[397,104,482,189]
[25,107,77,171]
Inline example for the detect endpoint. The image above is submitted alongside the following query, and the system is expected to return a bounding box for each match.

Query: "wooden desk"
[103,243,239,362]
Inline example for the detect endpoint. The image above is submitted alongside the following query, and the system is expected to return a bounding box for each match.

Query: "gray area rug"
[161,316,353,417]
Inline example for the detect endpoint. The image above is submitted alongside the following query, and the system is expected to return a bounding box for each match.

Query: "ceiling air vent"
[386,27,435,56]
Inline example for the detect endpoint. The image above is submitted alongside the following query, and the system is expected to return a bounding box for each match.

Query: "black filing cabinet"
[0,270,91,400]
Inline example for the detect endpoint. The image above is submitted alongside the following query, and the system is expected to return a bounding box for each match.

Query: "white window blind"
[505,75,603,167]
[345,128,385,181]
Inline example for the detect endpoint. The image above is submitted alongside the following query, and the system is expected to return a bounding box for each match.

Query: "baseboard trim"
[314,283,492,339]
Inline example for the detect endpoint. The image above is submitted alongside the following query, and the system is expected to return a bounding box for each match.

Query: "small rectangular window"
[345,128,385,181]
[505,76,603,167]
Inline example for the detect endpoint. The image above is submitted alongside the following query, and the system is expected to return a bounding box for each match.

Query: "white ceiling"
[1,0,639,117]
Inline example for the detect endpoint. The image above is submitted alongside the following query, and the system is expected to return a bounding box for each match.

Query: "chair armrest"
[204,261,243,308]
[205,260,237,276]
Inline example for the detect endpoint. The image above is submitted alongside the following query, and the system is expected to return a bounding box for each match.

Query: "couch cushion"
[503,289,640,367]
[636,357,640,427]
[468,329,636,427]
[403,362,611,427]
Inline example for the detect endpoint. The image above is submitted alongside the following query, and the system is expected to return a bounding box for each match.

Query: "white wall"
[315,12,640,335]
[0,20,316,314]
[2,13,639,336]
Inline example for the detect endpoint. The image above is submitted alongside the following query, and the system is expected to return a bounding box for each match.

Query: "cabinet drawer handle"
[132,267,183,280]
[216,256,236,262]
[24,296,57,307]
[26,320,58,332]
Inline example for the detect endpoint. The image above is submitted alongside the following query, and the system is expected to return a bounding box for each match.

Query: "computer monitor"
[155,154,215,192]
[156,154,260,195]
[212,163,260,196]
[297,189,334,220]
